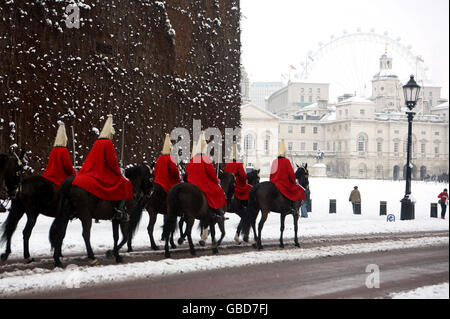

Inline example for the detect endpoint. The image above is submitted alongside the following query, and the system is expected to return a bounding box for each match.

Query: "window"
[377,130,383,134]
[309,88,312,94]
[264,139,270,154]
[360,109,365,115]
[394,143,399,153]
[313,127,318,134]
[317,88,321,94]
[394,130,399,134]
[429,91,433,97]
[434,132,440,136]
[377,142,382,153]
[316,96,320,101]
[435,145,439,157]
[301,88,304,93]
[244,134,254,151]
[308,96,312,103]
[338,142,341,152]
[300,142,305,151]
[358,135,366,152]
[421,131,426,135]
[288,126,293,133]
[300,95,304,102]
[301,126,305,134]
[288,142,293,151]
[345,109,348,116]
[421,143,426,154]
[327,142,330,151]
[313,143,318,151]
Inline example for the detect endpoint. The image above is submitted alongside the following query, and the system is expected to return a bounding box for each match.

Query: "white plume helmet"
[232,141,238,160]
[161,133,172,155]
[192,131,207,158]
[278,139,287,157]
[54,121,68,147]
[99,114,115,140]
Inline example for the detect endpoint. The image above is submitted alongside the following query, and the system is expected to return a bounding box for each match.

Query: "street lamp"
[400,75,421,220]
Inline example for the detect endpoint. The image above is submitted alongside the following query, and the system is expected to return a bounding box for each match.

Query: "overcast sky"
[241,0,449,99]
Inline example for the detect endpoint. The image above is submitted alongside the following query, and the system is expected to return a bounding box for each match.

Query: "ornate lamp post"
[400,75,421,220]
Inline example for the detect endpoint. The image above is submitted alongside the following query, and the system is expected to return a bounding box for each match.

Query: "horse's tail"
[128,194,148,240]
[162,186,181,239]
[0,199,25,246]
[241,185,259,238]
[49,176,74,250]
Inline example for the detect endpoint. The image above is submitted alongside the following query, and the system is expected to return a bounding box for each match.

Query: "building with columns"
[241,53,449,179]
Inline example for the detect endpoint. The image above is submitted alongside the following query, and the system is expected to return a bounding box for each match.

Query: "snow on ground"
[389,282,449,299]
[0,177,447,260]
[0,236,447,296]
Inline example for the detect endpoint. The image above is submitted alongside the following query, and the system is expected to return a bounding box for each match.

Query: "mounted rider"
[41,121,77,188]
[269,139,306,216]
[224,141,252,204]
[72,114,133,221]
[154,134,181,194]
[185,131,226,221]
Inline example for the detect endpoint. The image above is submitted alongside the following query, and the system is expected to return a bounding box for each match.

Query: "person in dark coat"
[438,188,448,219]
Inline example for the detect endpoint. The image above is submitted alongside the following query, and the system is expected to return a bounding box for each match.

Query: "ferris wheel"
[295,29,429,103]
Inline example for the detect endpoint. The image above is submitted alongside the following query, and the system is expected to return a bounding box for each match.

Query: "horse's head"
[0,150,25,199]
[247,169,260,186]
[295,163,309,188]
[125,163,154,196]
[219,171,236,202]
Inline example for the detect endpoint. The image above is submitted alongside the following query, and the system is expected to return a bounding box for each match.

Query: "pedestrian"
[349,186,361,214]
[300,185,310,218]
[438,188,448,220]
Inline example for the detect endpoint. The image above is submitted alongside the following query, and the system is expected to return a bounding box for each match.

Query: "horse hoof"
[234,235,241,244]
[24,257,35,264]
[258,245,264,250]
[243,236,249,243]
[151,245,160,251]
[115,256,123,263]
[199,240,205,247]
[1,253,8,262]
[105,250,114,258]
[170,244,177,249]
[178,238,184,245]
[89,258,99,266]
[295,243,300,248]
[212,248,219,254]
[127,248,133,253]
[54,261,64,269]
[279,244,284,249]
[252,243,257,249]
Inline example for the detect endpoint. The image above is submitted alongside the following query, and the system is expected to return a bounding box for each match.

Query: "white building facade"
[240,54,449,179]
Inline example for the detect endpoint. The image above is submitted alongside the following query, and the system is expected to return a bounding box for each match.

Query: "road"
[8,231,448,299]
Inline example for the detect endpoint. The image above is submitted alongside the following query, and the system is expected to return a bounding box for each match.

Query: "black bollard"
[307,199,312,213]
[430,203,438,218]
[329,199,336,214]
[380,201,387,216]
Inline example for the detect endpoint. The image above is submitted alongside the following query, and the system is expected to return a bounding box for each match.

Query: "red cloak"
[41,147,77,188]
[270,157,305,202]
[154,154,181,194]
[185,155,226,210]
[72,139,133,201]
[224,161,252,200]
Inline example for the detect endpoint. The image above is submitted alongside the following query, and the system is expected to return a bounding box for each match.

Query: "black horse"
[162,182,226,258]
[0,151,25,204]
[49,164,153,268]
[219,168,260,244]
[242,163,309,250]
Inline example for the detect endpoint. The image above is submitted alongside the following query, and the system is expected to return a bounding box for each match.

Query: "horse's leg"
[147,211,159,250]
[117,221,129,251]
[170,221,177,249]
[217,218,226,247]
[235,218,242,244]
[177,216,186,245]
[185,218,196,256]
[22,213,38,263]
[256,211,268,250]
[279,213,286,248]
[52,218,70,268]
[293,209,300,247]
[80,218,98,265]
[0,200,25,262]
[112,219,123,263]
[210,222,218,254]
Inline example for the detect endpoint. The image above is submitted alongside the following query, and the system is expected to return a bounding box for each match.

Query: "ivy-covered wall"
[0,0,241,172]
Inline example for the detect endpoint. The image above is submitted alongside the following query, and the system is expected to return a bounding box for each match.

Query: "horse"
[241,163,309,250]
[219,168,260,244]
[49,164,153,268]
[0,151,25,204]
[162,182,226,258]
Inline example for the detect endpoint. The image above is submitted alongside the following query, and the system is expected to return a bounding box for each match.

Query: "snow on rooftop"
[337,96,375,106]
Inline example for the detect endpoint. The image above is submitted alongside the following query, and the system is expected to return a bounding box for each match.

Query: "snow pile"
[390,282,449,299]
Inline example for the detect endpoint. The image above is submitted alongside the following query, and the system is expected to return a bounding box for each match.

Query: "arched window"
[244,134,254,151]
[358,135,366,152]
